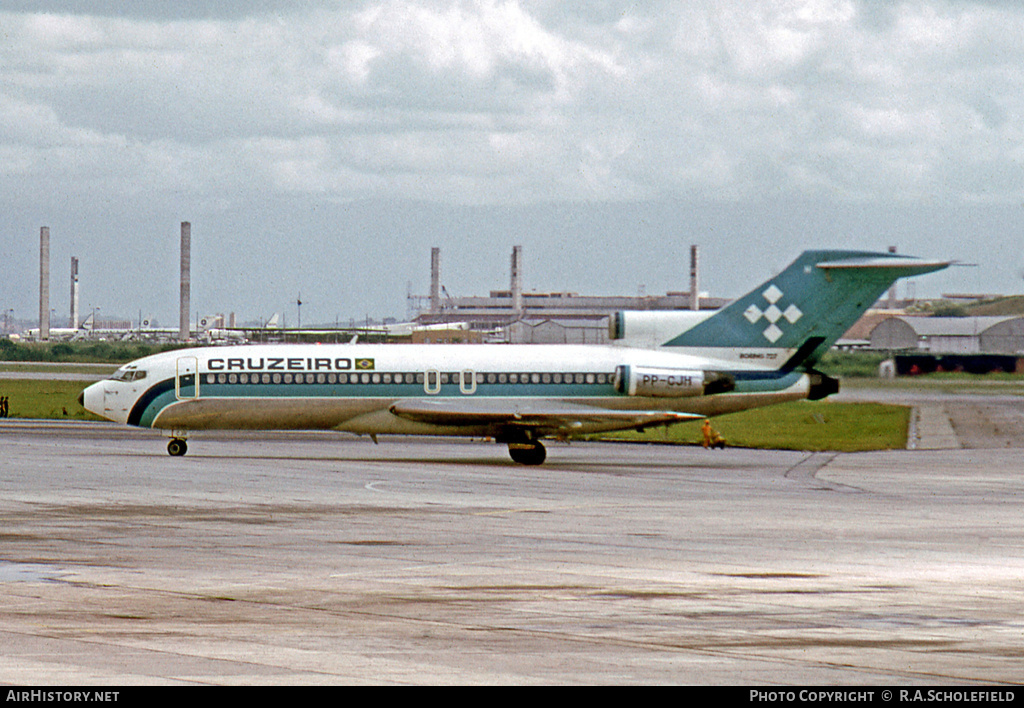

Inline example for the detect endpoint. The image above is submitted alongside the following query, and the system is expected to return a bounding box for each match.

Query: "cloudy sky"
[2,0,1022,327]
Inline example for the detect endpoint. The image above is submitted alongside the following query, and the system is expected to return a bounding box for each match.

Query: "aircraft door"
[424,369,441,395]
[175,356,200,400]
[459,370,477,395]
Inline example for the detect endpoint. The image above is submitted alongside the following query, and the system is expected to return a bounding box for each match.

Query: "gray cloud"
[0,1,321,20]
[2,0,1023,325]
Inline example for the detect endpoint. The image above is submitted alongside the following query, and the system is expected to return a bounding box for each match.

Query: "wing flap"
[389,398,702,433]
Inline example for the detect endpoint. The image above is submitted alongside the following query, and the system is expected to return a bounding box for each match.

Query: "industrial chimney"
[179,222,191,341]
[511,245,523,318]
[70,256,79,329]
[430,247,441,314]
[689,245,700,311]
[887,245,897,308]
[39,227,50,341]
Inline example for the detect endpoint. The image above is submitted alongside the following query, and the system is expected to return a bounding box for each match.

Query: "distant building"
[868,316,1024,355]
[508,318,612,345]
[411,328,483,344]
[414,246,728,343]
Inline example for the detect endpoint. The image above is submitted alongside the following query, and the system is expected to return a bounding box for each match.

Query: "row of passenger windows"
[203,371,611,386]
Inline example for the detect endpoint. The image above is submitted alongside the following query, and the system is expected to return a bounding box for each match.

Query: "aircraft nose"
[79,381,110,421]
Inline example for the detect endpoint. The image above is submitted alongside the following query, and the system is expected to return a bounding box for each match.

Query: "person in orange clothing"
[702,419,727,449]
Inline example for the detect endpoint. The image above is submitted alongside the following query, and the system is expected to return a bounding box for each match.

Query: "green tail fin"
[664,250,948,367]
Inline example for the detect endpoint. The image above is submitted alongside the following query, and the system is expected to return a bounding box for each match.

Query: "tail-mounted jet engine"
[614,365,735,397]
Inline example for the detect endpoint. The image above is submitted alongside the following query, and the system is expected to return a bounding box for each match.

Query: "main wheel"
[508,442,546,465]
[167,438,188,457]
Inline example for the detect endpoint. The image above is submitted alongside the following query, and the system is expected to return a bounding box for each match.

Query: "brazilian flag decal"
[355,358,375,370]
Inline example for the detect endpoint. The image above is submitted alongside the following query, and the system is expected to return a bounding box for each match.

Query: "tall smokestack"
[887,245,897,308]
[70,256,79,329]
[180,222,191,341]
[510,245,523,318]
[430,247,441,314]
[39,227,50,340]
[689,244,700,311]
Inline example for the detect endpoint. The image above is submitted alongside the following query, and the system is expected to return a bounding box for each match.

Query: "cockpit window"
[110,368,147,382]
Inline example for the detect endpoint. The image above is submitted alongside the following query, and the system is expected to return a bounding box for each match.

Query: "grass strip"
[594,400,910,452]
[2,379,912,451]
[0,379,104,421]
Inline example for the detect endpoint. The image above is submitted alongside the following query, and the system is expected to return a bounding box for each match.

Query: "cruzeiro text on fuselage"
[206,356,371,372]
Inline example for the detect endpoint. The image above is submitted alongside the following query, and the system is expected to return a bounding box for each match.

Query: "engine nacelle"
[614,365,735,397]
[609,310,713,348]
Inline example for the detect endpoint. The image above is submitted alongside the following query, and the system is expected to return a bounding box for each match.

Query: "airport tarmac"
[1,417,1022,685]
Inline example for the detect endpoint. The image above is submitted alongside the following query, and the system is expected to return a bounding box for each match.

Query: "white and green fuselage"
[81,250,948,463]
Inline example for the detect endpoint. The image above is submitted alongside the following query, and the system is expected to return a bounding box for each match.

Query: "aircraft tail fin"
[663,250,949,368]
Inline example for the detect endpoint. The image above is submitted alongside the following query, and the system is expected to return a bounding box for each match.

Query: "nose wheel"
[167,438,188,457]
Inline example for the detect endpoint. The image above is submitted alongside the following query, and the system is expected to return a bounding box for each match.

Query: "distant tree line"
[0,339,188,364]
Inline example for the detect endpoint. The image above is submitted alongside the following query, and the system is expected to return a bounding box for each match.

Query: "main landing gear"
[167,437,188,457]
[507,441,546,466]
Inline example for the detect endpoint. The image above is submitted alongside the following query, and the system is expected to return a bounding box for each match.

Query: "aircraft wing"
[388,399,703,436]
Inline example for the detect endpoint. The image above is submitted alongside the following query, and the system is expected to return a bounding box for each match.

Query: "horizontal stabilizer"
[817,257,950,276]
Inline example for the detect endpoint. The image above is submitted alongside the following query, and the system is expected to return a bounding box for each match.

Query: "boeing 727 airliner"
[80,250,948,464]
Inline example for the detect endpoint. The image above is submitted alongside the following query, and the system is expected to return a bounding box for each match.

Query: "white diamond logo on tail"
[763,324,783,343]
[763,285,783,304]
[745,282,802,343]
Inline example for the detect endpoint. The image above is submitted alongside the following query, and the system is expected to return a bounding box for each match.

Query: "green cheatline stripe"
[130,369,808,428]
[132,378,619,427]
